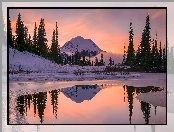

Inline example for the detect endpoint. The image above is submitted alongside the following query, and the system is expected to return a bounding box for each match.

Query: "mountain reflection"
[61,84,101,103]
[124,85,164,124]
[15,85,165,124]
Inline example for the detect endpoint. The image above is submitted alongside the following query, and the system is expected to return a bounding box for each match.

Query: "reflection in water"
[124,85,164,124]
[61,85,101,103]
[49,89,60,119]
[16,91,49,124]
[15,85,165,124]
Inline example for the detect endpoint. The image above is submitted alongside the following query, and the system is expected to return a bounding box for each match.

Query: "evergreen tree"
[12,35,16,48]
[74,44,81,65]
[138,13,151,71]
[51,29,58,63]
[125,20,135,67]
[135,44,141,68]
[151,39,156,70]
[154,32,159,70]
[8,17,13,47]
[56,22,62,64]
[109,57,112,66]
[158,40,163,71]
[2,10,6,45]
[94,57,98,66]
[37,18,48,58]
[88,54,91,66]
[100,53,104,66]
[122,43,126,65]
[26,34,32,52]
[24,26,29,51]
[15,13,25,52]
[32,22,38,54]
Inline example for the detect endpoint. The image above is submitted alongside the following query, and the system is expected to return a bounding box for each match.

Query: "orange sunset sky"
[9,8,166,54]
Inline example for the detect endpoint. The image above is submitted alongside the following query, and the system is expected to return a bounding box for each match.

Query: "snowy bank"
[136,91,166,107]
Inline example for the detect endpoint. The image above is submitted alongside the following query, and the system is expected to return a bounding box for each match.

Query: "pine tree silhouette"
[37,18,48,58]
[32,22,38,54]
[137,13,151,71]
[56,22,62,64]
[8,16,13,47]
[125,19,135,67]
[15,13,25,52]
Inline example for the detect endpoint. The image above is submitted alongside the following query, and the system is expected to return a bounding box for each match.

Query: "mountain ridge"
[61,36,102,56]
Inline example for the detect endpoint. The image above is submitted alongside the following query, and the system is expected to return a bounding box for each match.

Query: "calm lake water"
[9,79,166,124]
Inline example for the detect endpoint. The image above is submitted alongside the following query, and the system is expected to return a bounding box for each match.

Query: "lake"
[9,76,166,124]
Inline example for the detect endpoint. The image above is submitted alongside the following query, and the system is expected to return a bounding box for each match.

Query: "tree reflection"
[124,85,164,124]
[37,92,47,123]
[16,95,25,116]
[49,89,60,119]
[125,85,135,124]
[140,101,151,124]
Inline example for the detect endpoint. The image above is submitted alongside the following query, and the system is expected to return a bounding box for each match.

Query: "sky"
[7,8,166,54]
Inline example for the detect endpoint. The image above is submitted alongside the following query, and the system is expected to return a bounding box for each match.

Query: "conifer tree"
[56,22,62,64]
[15,13,25,52]
[100,53,104,66]
[94,57,98,66]
[154,32,159,69]
[8,17,13,47]
[138,13,151,71]
[151,39,155,70]
[74,44,81,65]
[158,40,163,71]
[51,29,58,63]
[109,57,112,66]
[37,18,48,58]
[24,26,29,51]
[32,22,38,54]
[27,34,32,52]
[125,20,135,67]
[122,43,126,65]
[135,44,141,68]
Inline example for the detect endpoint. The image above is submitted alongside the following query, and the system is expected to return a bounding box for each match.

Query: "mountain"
[61,36,102,56]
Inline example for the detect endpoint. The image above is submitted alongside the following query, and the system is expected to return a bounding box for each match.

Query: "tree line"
[8,12,168,72]
[8,13,106,66]
[122,14,167,73]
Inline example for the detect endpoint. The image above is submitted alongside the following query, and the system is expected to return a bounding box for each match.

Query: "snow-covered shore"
[136,91,166,107]
[9,72,143,81]
[9,46,144,81]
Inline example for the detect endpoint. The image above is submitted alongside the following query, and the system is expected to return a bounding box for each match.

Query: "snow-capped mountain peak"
[61,36,102,55]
